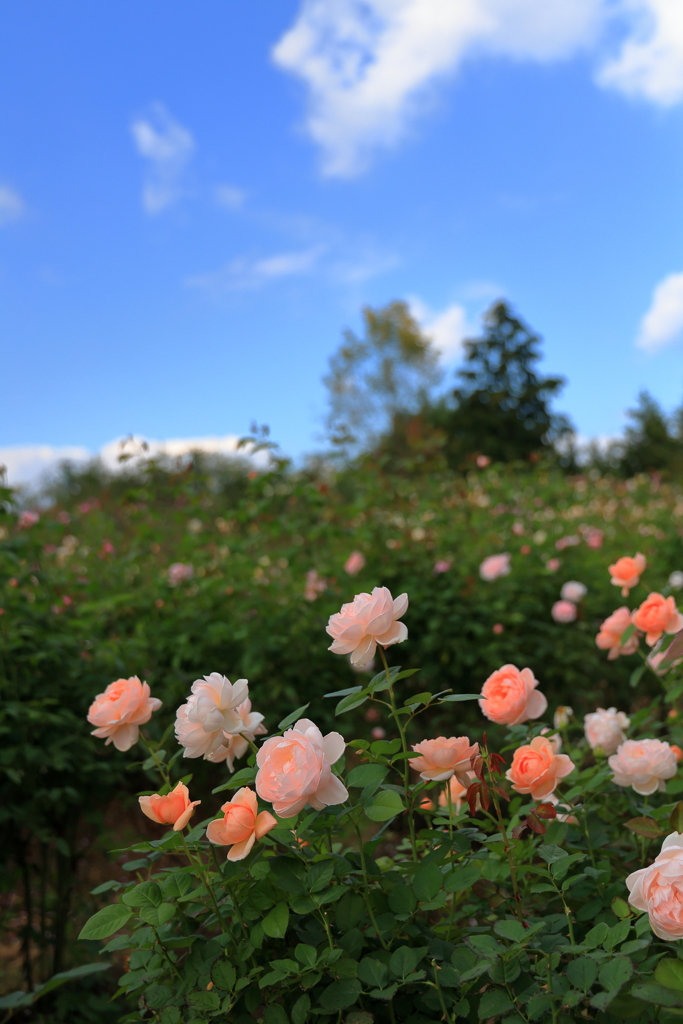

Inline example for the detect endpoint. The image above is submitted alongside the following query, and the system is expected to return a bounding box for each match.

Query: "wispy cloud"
[0,184,25,226]
[274,0,683,176]
[0,445,90,487]
[410,296,471,363]
[185,244,326,294]
[130,103,195,214]
[636,270,683,352]
[215,184,247,210]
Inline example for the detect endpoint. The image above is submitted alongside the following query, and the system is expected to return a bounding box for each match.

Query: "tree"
[611,391,683,477]
[324,301,442,456]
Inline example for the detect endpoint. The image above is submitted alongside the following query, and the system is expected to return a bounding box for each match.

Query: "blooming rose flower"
[175,674,250,759]
[632,593,683,647]
[609,553,646,596]
[608,738,677,795]
[545,558,561,572]
[596,607,640,660]
[540,728,562,753]
[627,833,683,939]
[670,571,683,590]
[207,787,277,861]
[326,587,408,667]
[672,745,683,763]
[556,535,580,550]
[553,706,573,729]
[304,569,327,601]
[18,511,40,529]
[167,562,194,586]
[584,707,630,754]
[255,718,348,818]
[476,455,491,468]
[560,581,587,603]
[433,560,451,574]
[88,677,162,752]
[552,600,577,623]
[409,736,479,784]
[479,553,511,582]
[344,551,365,576]
[506,737,574,799]
[479,665,547,726]
[139,781,200,831]
[647,649,683,676]
[584,527,604,549]
[438,772,475,813]
[205,698,267,770]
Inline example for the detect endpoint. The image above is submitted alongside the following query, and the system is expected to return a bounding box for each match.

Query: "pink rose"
[584,707,630,754]
[551,600,577,623]
[18,511,40,529]
[433,560,451,574]
[344,551,365,576]
[596,607,639,660]
[476,455,491,468]
[555,535,580,550]
[506,736,574,799]
[175,674,250,759]
[560,581,587,603]
[255,718,348,818]
[205,698,268,770]
[304,569,327,601]
[608,738,677,795]
[409,736,479,783]
[647,649,683,676]
[207,787,277,861]
[479,664,547,726]
[545,558,561,572]
[139,781,200,832]
[609,553,646,596]
[438,772,475,813]
[88,676,162,752]
[584,527,604,549]
[627,833,683,939]
[632,593,683,647]
[167,562,194,586]
[326,586,408,668]
[479,553,511,582]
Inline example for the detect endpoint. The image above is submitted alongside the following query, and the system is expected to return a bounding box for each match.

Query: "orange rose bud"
[139,781,200,831]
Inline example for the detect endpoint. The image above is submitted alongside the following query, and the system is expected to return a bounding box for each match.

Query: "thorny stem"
[353,820,391,951]
[180,833,227,934]
[318,908,335,951]
[485,756,523,923]
[379,646,417,861]
[430,962,453,1024]
[137,733,171,788]
[152,927,182,981]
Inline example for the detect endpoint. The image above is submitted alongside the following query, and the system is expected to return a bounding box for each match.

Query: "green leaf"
[140,903,176,927]
[358,958,389,988]
[478,989,514,1018]
[90,880,120,895]
[295,944,317,968]
[538,845,568,864]
[161,872,192,899]
[603,919,630,951]
[629,663,646,689]
[440,694,482,702]
[388,885,417,915]
[403,691,432,706]
[631,983,683,1007]
[212,960,236,991]
[656,959,683,993]
[611,897,631,919]
[188,991,220,1011]
[78,905,133,941]
[671,802,683,833]
[583,922,609,948]
[413,863,443,902]
[37,963,111,998]
[160,1008,181,1024]
[390,946,420,979]
[212,766,256,793]
[263,902,290,939]
[364,790,404,822]
[598,955,633,992]
[319,979,362,1011]
[292,994,311,1024]
[566,957,598,991]
[371,738,402,755]
[121,881,163,909]
[336,692,369,715]
[264,1005,289,1024]
[346,764,389,788]
[308,860,335,892]
[279,704,311,730]
[445,865,479,892]
[625,816,663,839]
[494,920,526,943]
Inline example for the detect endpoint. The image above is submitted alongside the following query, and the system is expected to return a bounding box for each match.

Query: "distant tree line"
[324,298,683,477]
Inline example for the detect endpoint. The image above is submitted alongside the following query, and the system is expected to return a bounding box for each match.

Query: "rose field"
[4,457,683,1023]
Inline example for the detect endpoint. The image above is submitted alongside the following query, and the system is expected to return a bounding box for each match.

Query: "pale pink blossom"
[139,781,200,831]
[647,649,683,676]
[371,727,386,740]
[409,736,478,784]
[476,455,490,468]
[584,527,604,549]
[560,581,587,603]
[584,707,630,754]
[433,560,451,574]
[304,569,327,601]
[492,623,504,634]
[596,607,639,660]
[326,586,408,667]
[207,788,277,861]
[479,665,547,726]
[88,677,162,752]
[555,535,580,550]
[512,522,525,536]
[609,553,646,597]
[344,551,365,576]
[167,562,194,586]
[506,737,575,799]
[608,738,677,795]
[175,674,250,759]
[255,719,347,818]
[551,600,577,623]
[18,511,39,529]
[553,706,573,729]
[632,593,683,647]
[545,558,561,572]
[627,833,683,939]
[479,553,511,582]
[205,698,267,771]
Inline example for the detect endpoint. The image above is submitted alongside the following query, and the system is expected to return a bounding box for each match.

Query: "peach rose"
[506,736,575,799]
[139,781,200,831]
[326,587,408,668]
[175,674,250,759]
[609,553,646,596]
[551,600,577,623]
[608,738,677,795]
[479,664,547,726]
[344,551,365,576]
[409,736,479,783]
[255,718,348,818]
[88,676,162,752]
[207,787,277,861]
[672,745,683,763]
[479,553,511,582]
[647,649,683,676]
[205,698,267,770]
[584,707,630,754]
[438,772,475,813]
[627,833,683,939]
[632,593,683,647]
[595,607,639,660]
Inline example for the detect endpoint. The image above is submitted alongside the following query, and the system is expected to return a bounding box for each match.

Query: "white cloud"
[0,445,90,486]
[636,270,683,352]
[599,0,683,105]
[410,296,470,362]
[215,184,247,209]
[0,185,25,225]
[130,103,195,214]
[274,0,683,176]
[185,244,326,293]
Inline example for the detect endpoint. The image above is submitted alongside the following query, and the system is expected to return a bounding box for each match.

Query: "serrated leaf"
[292,994,311,1024]
[656,958,683,992]
[566,957,598,991]
[78,905,133,941]
[478,989,514,1018]
[364,790,404,822]
[319,979,362,1010]
[445,865,479,892]
[140,904,175,927]
[262,902,289,939]
[212,960,236,991]
[346,764,389,788]
[598,955,632,992]
[390,946,420,979]
[494,920,526,943]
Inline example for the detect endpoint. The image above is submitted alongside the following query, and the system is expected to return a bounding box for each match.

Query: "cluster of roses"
[596,553,683,660]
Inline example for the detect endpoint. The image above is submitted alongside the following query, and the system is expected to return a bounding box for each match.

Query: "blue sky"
[2,0,683,483]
